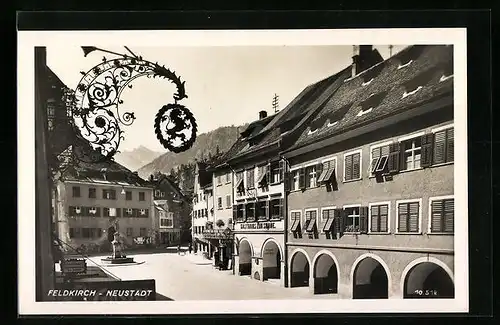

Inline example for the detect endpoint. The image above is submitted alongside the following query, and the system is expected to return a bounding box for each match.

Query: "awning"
[290,219,300,232]
[306,218,316,232]
[323,217,335,232]
[256,167,268,184]
[234,177,243,189]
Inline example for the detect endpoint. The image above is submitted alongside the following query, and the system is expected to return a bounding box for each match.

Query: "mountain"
[114,145,163,172]
[137,124,248,191]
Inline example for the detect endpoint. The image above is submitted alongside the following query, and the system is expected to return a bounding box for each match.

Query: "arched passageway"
[353,257,389,299]
[290,251,310,287]
[404,262,454,298]
[238,240,252,276]
[262,240,281,281]
[313,253,338,294]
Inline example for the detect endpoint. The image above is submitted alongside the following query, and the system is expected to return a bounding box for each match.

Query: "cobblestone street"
[85,249,317,301]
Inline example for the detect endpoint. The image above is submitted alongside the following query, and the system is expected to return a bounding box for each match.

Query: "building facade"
[282,45,454,299]
[191,162,212,255]
[53,159,155,252]
[149,172,188,246]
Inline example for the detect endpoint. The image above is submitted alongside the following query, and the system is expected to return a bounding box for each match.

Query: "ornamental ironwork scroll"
[71,46,197,163]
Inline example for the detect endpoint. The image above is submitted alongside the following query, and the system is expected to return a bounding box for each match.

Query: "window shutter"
[433,130,447,164]
[279,160,285,182]
[265,201,270,220]
[116,208,121,218]
[316,163,323,179]
[69,206,75,216]
[284,171,291,192]
[446,128,454,162]
[266,163,271,185]
[444,199,454,233]
[398,203,408,232]
[279,199,284,219]
[431,200,443,232]
[399,141,407,171]
[353,153,361,179]
[95,207,101,217]
[380,205,388,232]
[421,133,434,167]
[232,205,237,219]
[340,209,347,235]
[370,206,379,232]
[409,202,419,232]
[345,155,353,180]
[299,168,306,189]
[333,209,341,234]
[359,206,369,233]
[387,143,400,173]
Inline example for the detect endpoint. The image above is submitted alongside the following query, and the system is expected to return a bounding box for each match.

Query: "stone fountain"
[101,232,135,264]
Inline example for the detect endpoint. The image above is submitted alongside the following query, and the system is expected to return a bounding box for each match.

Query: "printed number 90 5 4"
[414,289,439,296]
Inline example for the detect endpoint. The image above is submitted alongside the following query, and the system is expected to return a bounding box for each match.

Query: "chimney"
[259,110,267,120]
[352,45,379,77]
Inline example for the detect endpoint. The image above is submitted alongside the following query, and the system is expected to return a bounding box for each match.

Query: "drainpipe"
[281,155,290,288]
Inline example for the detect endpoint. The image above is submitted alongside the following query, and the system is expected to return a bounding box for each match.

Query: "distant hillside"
[137,124,248,191]
[114,145,163,172]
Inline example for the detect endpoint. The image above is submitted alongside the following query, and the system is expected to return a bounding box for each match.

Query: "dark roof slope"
[227,66,352,162]
[288,45,453,151]
[59,146,151,187]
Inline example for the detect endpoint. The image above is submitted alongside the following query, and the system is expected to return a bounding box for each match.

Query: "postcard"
[17,28,468,315]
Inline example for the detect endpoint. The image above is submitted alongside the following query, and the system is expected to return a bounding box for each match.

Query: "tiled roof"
[288,45,453,151]
[59,146,150,187]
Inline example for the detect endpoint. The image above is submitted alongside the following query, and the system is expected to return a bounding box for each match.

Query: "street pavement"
[84,248,318,301]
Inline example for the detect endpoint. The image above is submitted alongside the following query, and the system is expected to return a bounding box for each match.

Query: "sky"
[47,45,406,152]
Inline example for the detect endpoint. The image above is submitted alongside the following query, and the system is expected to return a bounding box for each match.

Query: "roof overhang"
[227,141,280,167]
[282,94,453,159]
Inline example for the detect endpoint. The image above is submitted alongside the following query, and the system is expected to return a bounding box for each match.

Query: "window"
[317,159,336,184]
[245,203,255,221]
[344,206,361,233]
[430,197,454,233]
[270,161,283,184]
[139,192,145,201]
[81,228,91,238]
[246,168,255,189]
[370,144,390,175]
[401,137,422,170]
[226,195,231,208]
[321,208,336,233]
[257,164,269,187]
[290,211,301,233]
[257,201,268,220]
[290,169,300,191]
[139,228,147,237]
[344,151,361,181]
[217,175,222,185]
[235,204,246,221]
[139,209,148,217]
[103,189,116,200]
[269,199,283,220]
[226,172,231,183]
[125,208,134,217]
[72,186,81,197]
[88,188,96,198]
[397,200,421,233]
[126,228,133,236]
[235,172,244,196]
[125,191,132,200]
[304,210,317,232]
[217,197,223,210]
[305,165,317,188]
[433,127,454,164]
[369,203,390,233]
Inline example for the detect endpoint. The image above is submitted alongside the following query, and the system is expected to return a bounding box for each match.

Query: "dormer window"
[357,91,388,117]
[439,60,454,82]
[396,45,426,69]
[308,127,318,135]
[361,78,373,86]
[308,119,325,135]
[402,68,437,99]
[327,120,339,127]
